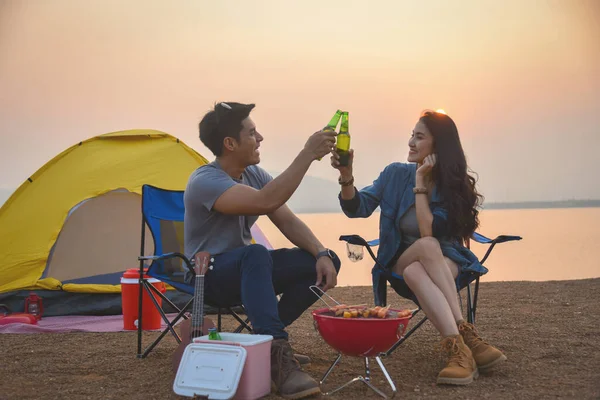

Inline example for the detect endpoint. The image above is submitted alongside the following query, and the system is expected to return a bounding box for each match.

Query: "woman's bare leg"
[401,261,458,336]
[443,256,462,322]
[397,246,479,384]
[393,237,463,324]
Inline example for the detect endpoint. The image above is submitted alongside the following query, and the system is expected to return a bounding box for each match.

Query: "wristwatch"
[316,249,335,261]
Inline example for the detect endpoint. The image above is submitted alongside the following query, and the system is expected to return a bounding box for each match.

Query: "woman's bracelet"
[413,187,428,194]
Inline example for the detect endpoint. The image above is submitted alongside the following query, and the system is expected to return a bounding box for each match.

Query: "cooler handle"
[193,339,242,347]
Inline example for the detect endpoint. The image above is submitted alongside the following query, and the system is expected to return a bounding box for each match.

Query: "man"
[184,101,341,399]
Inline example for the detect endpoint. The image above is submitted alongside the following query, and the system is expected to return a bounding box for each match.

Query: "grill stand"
[319,353,397,399]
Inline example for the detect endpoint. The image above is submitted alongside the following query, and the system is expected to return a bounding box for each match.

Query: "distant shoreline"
[1,184,599,213]
[289,199,600,214]
[481,199,600,210]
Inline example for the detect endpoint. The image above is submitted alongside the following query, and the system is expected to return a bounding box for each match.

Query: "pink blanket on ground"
[0,313,177,334]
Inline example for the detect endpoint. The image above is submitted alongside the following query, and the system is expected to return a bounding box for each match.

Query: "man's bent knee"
[243,243,270,256]
[241,244,272,270]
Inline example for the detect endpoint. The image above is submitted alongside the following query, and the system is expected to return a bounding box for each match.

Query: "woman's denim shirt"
[339,162,487,305]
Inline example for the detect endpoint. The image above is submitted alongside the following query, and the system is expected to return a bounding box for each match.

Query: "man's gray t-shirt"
[183,161,273,260]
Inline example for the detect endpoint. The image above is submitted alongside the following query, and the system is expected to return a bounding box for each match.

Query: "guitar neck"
[190,274,205,338]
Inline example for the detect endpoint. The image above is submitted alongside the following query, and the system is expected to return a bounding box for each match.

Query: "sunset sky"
[1,0,599,203]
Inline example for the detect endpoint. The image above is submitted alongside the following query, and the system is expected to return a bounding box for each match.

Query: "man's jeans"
[200,244,341,340]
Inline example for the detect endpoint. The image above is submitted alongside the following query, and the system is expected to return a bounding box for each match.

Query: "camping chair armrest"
[341,232,522,267]
[471,232,522,245]
[471,232,522,264]
[138,252,194,274]
[339,235,385,268]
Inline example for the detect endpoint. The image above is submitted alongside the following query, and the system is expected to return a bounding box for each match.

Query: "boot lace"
[459,322,488,350]
[440,336,472,369]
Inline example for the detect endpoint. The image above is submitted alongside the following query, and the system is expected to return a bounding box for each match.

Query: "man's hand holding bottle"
[302,130,337,161]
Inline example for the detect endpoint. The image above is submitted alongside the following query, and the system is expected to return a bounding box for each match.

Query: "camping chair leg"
[136,280,193,358]
[145,283,189,321]
[143,281,180,340]
[214,307,251,334]
[218,308,222,331]
[137,269,144,357]
[472,276,480,323]
[228,308,253,333]
[466,283,474,324]
[137,215,147,358]
[233,316,252,333]
[137,297,193,358]
[383,309,428,357]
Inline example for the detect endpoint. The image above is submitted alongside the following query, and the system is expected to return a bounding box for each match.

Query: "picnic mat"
[0,313,178,334]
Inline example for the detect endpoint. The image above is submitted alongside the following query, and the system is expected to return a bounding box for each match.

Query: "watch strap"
[316,249,333,260]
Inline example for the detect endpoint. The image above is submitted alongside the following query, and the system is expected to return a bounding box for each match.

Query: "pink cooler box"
[174,333,273,399]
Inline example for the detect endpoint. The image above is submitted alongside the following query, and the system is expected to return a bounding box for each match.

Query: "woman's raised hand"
[330,149,354,179]
[416,154,436,177]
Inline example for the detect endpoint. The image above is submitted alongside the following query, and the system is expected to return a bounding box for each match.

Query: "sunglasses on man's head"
[215,102,232,124]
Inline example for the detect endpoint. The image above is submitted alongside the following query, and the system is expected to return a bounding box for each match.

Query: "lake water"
[256,207,600,286]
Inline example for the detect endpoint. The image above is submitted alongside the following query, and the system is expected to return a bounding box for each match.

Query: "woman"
[331,110,506,385]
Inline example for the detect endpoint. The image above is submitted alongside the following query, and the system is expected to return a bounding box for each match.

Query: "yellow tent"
[0,129,209,314]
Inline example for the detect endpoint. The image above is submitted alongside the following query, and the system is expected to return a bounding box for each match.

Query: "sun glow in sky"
[0,0,599,203]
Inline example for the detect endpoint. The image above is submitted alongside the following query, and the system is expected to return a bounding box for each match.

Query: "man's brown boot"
[459,321,507,371]
[437,334,479,385]
[271,338,320,399]
[294,353,311,366]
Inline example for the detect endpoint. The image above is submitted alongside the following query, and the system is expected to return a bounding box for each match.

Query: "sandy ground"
[1,279,599,400]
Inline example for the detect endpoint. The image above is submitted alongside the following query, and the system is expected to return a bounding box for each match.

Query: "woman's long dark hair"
[419,110,484,243]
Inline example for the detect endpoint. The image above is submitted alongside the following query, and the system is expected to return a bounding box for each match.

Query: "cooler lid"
[173,342,247,399]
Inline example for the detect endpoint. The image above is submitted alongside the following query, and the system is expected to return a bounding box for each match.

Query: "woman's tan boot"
[437,334,479,385]
[458,321,507,371]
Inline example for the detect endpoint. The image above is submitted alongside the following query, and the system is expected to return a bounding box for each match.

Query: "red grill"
[309,286,413,398]
[312,307,411,357]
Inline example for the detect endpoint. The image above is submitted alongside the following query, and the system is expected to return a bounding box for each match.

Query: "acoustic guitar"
[172,251,216,372]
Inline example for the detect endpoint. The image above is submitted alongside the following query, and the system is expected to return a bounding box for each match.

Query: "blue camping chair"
[136,184,251,358]
[339,231,522,356]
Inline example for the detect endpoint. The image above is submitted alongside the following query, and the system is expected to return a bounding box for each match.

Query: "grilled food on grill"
[326,304,412,319]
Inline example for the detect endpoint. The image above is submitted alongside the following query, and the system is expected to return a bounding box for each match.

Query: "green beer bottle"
[208,327,222,340]
[324,110,343,133]
[317,110,342,161]
[336,111,351,166]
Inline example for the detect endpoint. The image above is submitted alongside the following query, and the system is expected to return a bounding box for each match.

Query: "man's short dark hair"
[199,102,256,156]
